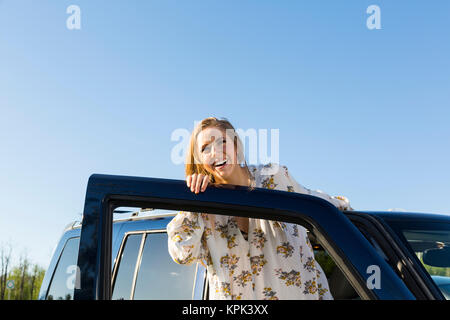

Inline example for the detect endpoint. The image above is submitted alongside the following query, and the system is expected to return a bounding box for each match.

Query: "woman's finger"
[186,175,192,188]
[190,174,197,192]
[201,175,209,192]
[194,174,204,193]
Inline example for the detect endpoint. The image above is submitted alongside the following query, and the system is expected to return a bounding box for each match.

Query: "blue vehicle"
[38,174,450,300]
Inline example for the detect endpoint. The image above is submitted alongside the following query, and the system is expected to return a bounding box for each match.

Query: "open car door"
[74,174,415,300]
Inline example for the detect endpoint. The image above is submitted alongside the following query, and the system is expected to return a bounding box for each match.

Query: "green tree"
[0,242,12,300]
[0,246,46,300]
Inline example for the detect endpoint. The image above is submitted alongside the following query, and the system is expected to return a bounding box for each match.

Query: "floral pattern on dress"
[303,257,316,272]
[167,163,352,300]
[292,225,299,237]
[276,242,294,258]
[317,283,329,300]
[250,254,267,276]
[262,287,279,300]
[250,228,267,249]
[226,234,238,249]
[215,221,229,238]
[261,176,277,189]
[217,282,231,297]
[299,245,304,263]
[303,279,318,295]
[220,254,240,276]
[233,270,252,287]
[274,268,302,287]
[231,293,243,300]
[180,215,201,235]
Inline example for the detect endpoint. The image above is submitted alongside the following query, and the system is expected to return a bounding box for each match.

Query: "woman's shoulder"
[248,163,291,189]
[248,163,287,177]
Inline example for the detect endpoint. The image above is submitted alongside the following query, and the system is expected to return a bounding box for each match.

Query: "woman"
[167,117,352,300]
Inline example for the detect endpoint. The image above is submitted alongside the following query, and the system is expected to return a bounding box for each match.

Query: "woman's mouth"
[214,159,227,169]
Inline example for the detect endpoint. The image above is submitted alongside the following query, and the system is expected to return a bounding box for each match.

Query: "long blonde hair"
[185,117,254,186]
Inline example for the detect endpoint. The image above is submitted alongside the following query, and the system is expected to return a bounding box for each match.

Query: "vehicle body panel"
[39,175,450,300]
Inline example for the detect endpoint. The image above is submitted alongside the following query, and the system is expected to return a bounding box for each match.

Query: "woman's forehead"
[197,127,226,143]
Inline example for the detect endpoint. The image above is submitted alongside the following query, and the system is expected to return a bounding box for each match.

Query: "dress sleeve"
[166,211,207,265]
[260,164,353,211]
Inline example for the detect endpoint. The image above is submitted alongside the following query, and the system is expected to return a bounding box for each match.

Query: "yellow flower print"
[276,241,294,258]
[303,256,316,272]
[180,216,201,236]
[274,268,302,287]
[292,224,299,237]
[174,252,195,265]
[214,221,228,238]
[263,287,279,300]
[226,234,238,249]
[250,254,267,276]
[172,234,183,242]
[220,254,240,276]
[261,176,278,190]
[250,228,267,249]
[231,293,242,300]
[218,282,231,297]
[233,270,252,288]
[303,280,318,295]
[203,227,212,238]
[318,283,329,300]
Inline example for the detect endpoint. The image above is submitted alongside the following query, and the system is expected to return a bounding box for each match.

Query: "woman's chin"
[214,163,233,179]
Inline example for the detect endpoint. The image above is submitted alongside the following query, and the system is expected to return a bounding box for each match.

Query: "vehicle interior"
[307,232,360,300]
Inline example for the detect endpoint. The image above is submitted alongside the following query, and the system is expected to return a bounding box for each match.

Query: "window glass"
[46,237,80,300]
[133,233,197,299]
[112,234,143,300]
[385,219,450,299]
[307,232,360,300]
[112,207,361,300]
[166,210,361,300]
[401,227,450,299]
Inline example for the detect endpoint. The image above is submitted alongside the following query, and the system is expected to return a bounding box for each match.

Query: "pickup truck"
[38,174,450,300]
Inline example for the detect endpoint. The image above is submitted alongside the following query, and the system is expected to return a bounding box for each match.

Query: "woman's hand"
[186,174,210,194]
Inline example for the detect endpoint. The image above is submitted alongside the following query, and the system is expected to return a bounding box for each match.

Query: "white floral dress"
[167,163,352,300]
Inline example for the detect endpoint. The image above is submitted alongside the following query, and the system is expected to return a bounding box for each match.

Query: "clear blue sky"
[1,0,449,268]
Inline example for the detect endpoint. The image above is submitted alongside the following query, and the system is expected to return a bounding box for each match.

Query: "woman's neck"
[217,165,251,187]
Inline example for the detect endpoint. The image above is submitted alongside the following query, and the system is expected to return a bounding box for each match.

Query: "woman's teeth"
[215,160,227,167]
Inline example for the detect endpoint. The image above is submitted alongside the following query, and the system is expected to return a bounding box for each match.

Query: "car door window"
[203,228,361,300]
[307,231,360,300]
[391,222,450,299]
[133,232,197,299]
[166,211,362,300]
[46,237,80,300]
[112,233,143,300]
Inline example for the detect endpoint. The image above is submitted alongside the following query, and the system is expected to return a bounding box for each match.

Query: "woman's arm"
[261,164,353,211]
[166,211,207,265]
[166,173,212,265]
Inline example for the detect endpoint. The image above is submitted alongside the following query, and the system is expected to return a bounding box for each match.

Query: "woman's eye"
[202,145,211,153]
[201,138,226,153]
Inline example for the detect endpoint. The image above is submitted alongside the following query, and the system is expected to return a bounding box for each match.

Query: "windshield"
[388,219,450,299]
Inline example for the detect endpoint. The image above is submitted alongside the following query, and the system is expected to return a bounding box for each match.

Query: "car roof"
[352,210,450,223]
[65,210,450,232]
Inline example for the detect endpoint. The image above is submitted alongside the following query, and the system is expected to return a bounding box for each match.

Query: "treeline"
[1,243,46,300]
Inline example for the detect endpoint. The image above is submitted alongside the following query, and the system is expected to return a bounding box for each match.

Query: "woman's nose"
[211,145,224,160]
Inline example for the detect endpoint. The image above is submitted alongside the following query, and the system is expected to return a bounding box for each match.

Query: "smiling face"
[196,126,239,182]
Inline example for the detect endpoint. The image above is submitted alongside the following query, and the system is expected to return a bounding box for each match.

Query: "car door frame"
[74,174,415,300]
[346,212,444,299]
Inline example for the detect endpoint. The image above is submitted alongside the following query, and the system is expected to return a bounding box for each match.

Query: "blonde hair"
[185,117,254,186]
